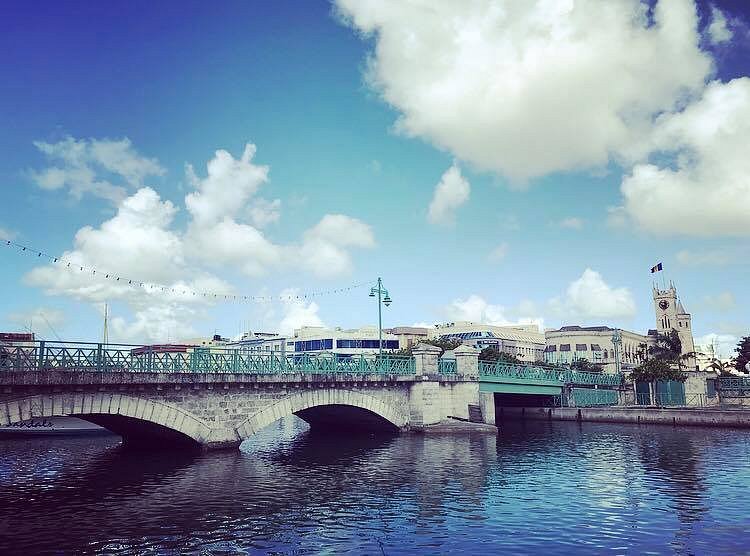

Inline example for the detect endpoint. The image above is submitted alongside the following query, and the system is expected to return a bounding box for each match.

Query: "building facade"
[544,326,654,373]
[653,282,696,368]
[429,321,545,362]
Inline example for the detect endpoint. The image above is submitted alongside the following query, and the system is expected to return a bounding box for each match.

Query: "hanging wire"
[2,238,369,302]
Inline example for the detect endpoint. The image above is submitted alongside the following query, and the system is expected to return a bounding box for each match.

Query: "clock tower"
[653,281,695,367]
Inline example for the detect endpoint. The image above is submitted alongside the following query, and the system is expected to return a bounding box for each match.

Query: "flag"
[650,262,663,273]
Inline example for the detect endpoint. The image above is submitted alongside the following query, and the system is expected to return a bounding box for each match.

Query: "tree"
[707,359,735,377]
[649,330,682,363]
[479,346,522,364]
[392,337,462,357]
[735,336,750,374]
[570,357,604,373]
[630,358,686,405]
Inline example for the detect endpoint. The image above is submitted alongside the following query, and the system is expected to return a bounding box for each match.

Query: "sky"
[0,0,748,357]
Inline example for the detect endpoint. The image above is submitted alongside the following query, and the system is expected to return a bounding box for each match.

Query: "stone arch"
[0,392,213,446]
[235,388,408,440]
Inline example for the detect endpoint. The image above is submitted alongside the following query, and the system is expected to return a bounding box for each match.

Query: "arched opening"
[79,414,200,449]
[294,404,400,433]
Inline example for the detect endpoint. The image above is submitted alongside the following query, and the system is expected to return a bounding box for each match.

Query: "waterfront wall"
[499,406,750,428]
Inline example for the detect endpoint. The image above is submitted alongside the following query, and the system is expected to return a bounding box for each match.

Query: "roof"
[551,325,614,333]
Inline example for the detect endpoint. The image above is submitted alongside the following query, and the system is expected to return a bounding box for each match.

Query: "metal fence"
[438,359,457,375]
[718,377,750,391]
[478,361,624,387]
[570,388,619,407]
[0,341,416,376]
[634,393,715,407]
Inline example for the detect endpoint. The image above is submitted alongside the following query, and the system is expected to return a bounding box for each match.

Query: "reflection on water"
[1,418,749,554]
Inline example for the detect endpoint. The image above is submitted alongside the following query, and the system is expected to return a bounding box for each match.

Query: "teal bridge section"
[477,361,624,396]
[0,341,626,396]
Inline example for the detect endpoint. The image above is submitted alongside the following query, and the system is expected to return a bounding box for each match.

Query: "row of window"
[293,339,401,352]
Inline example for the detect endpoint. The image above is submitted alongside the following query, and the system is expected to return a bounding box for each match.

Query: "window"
[295,339,333,351]
[544,345,556,352]
[590,344,602,351]
[335,339,399,350]
[575,344,587,352]
[560,344,571,352]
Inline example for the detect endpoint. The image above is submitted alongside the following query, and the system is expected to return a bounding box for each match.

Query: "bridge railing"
[478,361,624,387]
[0,341,416,376]
[718,377,750,391]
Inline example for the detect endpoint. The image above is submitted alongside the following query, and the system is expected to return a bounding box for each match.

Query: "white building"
[544,325,654,373]
[290,326,400,355]
[429,321,545,362]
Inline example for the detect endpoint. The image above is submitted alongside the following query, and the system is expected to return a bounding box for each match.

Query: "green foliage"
[570,358,604,373]
[630,358,686,384]
[735,336,750,374]
[649,330,682,362]
[478,346,522,364]
[392,337,462,357]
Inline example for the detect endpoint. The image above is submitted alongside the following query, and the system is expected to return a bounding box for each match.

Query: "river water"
[1,418,749,555]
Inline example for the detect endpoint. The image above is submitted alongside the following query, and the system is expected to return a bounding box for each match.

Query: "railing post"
[412,343,440,377]
[453,344,479,376]
[37,341,46,370]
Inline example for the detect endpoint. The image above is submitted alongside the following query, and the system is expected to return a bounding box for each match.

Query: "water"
[1,419,750,555]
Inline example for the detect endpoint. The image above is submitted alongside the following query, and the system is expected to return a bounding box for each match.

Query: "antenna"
[102,302,109,345]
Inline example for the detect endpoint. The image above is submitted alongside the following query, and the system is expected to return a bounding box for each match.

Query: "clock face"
[659,300,669,310]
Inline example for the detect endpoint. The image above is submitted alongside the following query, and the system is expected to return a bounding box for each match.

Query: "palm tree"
[649,330,682,366]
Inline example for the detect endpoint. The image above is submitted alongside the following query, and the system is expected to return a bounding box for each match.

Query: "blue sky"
[1,0,748,356]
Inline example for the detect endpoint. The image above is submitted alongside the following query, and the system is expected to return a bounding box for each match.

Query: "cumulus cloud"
[7,307,65,333]
[703,291,736,312]
[277,288,325,336]
[487,242,509,262]
[443,294,544,330]
[248,198,282,228]
[0,226,16,241]
[618,78,750,236]
[695,332,738,359]
[24,140,376,341]
[299,214,375,277]
[28,136,164,203]
[676,248,733,266]
[559,217,584,230]
[707,5,733,45]
[427,164,470,225]
[336,0,711,182]
[550,268,637,320]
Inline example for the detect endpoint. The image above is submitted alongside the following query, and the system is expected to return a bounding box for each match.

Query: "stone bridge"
[0,344,494,449]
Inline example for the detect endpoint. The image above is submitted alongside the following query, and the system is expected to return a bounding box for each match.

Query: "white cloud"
[427,163,470,225]
[277,288,325,336]
[336,0,711,182]
[487,242,509,262]
[676,248,733,266]
[703,291,736,312]
[7,307,65,333]
[618,78,750,236]
[23,140,377,341]
[550,268,637,320]
[248,198,281,228]
[443,294,543,330]
[695,332,738,359]
[707,5,733,45]
[29,136,164,203]
[559,217,584,230]
[0,226,16,241]
[299,214,376,277]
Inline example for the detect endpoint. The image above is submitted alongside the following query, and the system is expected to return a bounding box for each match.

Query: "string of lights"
[2,238,369,302]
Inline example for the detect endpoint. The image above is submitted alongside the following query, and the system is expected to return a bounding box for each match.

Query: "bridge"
[0,340,628,448]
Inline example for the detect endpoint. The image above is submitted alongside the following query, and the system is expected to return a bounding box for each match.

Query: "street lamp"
[369,277,392,356]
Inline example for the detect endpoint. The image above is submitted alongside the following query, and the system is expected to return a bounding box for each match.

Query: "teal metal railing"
[478,361,623,387]
[0,341,416,376]
[438,359,457,375]
[571,388,618,407]
[718,377,750,391]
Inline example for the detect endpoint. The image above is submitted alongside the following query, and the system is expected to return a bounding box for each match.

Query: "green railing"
[438,359,457,375]
[478,361,623,387]
[0,341,416,376]
[571,388,618,407]
[718,377,750,391]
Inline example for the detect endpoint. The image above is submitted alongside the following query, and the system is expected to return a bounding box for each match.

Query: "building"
[653,282,696,368]
[226,331,287,354]
[429,321,545,362]
[384,326,429,350]
[290,326,400,356]
[544,325,653,373]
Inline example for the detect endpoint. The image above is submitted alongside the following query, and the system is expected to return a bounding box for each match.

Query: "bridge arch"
[0,392,213,447]
[235,388,408,440]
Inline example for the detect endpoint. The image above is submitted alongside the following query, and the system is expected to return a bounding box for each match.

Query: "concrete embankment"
[499,406,750,429]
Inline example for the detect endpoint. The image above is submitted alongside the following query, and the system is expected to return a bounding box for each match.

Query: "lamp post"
[369,277,392,356]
